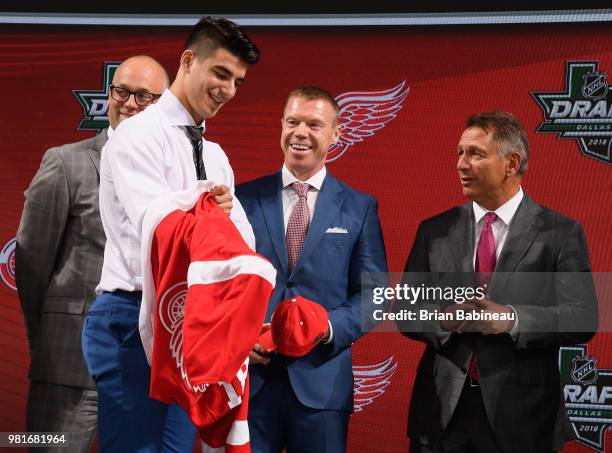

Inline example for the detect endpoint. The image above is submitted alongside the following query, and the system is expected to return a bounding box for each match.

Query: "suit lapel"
[89,129,108,174]
[450,203,475,273]
[292,173,344,275]
[259,172,288,272]
[489,194,543,298]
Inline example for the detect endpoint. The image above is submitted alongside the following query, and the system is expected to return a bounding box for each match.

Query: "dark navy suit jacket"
[236,170,387,412]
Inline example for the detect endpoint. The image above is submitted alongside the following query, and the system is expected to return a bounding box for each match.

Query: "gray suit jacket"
[396,194,598,453]
[16,131,107,389]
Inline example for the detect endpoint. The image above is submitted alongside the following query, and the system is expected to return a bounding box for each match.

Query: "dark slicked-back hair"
[185,16,260,65]
[287,85,339,122]
[466,111,529,176]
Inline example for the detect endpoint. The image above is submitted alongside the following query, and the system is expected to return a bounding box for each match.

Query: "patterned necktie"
[286,182,310,273]
[185,126,206,180]
[475,212,498,288]
[470,211,498,383]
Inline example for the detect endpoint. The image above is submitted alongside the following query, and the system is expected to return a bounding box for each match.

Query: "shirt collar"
[473,187,524,226]
[159,89,206,130]
[107,126,115,138]
[281,165,326,191]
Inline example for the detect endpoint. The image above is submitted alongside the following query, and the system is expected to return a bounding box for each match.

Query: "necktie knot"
[290,181,310,199]
[185,126,203,145]
[476,211,498,279]
[484,211,497,227]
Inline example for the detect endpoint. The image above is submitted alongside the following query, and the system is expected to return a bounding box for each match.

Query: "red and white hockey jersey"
[139,182,276,452]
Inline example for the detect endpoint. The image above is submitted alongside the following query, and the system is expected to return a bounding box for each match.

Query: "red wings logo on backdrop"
[352,356,398,412]
[0,237,16,291]
[327,81,410,162]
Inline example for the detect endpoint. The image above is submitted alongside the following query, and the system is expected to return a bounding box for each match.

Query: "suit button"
[287,282,295,288]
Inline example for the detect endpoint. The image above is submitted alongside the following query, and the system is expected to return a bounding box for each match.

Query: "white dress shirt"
[280,164,333,342]
[97,89,254,293]
[472,187,524,338]
[472,187,524,266]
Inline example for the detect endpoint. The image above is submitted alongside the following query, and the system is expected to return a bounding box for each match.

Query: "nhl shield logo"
[571,355,598,384]
[0,238,16,291]
[582,71,608,100]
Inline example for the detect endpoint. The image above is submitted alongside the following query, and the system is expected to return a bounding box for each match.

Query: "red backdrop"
[0,22,611,452]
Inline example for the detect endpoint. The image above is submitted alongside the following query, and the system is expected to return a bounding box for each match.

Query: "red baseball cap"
[257,296,329,357]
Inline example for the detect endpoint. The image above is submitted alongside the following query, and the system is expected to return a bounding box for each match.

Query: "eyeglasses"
[110,85,162,106]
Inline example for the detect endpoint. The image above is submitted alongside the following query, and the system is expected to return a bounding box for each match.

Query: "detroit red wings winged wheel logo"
[0,238,16,291]
[158,282,209,392]
[353,356,398,412]
[327,81,410,162]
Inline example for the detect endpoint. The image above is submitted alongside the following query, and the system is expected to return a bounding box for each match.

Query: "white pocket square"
[326,227,348,234]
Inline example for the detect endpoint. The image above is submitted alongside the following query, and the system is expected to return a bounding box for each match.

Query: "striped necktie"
[185,126,206,180]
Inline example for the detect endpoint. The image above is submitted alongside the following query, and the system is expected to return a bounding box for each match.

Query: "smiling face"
[456,126,520,210]
[107,56,168,129]
[281,95,341,181]
[175,47,249,124]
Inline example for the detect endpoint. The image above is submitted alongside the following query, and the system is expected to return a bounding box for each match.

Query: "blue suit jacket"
[236,171,387,412]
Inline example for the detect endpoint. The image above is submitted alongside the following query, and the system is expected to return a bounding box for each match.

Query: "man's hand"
[440,301,478,332]
[251,323,273,365]
[250,344,271,365]
[213,184,232,215]
[468,297,516,335]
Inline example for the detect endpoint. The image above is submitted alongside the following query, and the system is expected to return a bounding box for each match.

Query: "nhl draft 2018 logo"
[73,61,120,133]
[0,237,17,291]
[532,61,612,165]
[559,345,612,452]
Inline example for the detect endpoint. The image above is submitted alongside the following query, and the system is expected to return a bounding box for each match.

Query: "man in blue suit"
[236,85,387,452]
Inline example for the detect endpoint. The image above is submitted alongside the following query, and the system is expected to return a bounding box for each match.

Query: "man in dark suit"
[236,85,388,452]
[395,111,598,453]
[16,55,168,452]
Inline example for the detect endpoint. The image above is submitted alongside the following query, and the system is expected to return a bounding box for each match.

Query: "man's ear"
[180,49,196,72]
[506,151,521,176]
[332,123,341,145]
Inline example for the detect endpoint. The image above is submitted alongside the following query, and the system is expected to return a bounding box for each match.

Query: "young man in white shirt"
[82,18,260,452]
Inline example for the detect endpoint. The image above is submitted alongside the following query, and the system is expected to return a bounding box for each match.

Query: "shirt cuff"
[507,305,519,340]
[324,320,334,344]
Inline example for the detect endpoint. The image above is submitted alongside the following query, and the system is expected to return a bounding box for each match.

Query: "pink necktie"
[470,211,497,383]
[286,182,310,273]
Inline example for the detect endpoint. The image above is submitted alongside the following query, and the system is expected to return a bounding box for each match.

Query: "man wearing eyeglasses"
[16,55,168,453]
[81,17,260,452]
